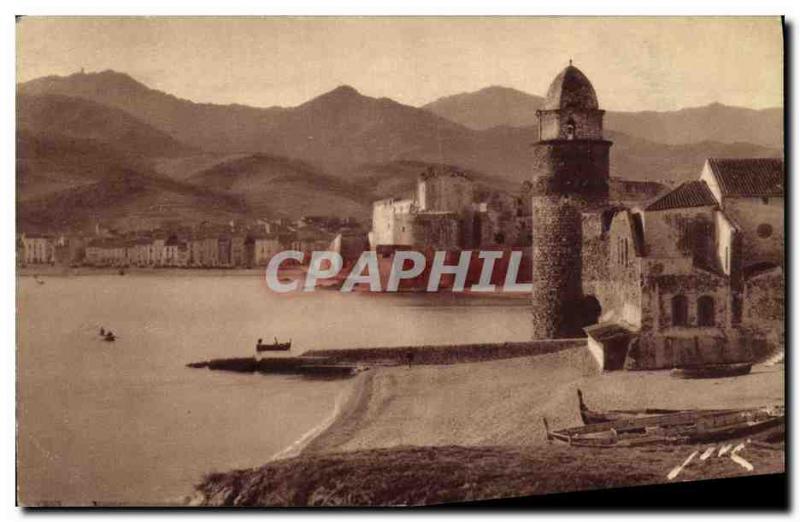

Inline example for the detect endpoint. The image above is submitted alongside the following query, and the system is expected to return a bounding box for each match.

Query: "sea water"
[16,272,530,505]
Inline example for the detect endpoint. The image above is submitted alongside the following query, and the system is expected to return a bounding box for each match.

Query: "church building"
[530,64,785,370]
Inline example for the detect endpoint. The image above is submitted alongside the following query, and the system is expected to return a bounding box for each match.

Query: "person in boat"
[256,338,263,350]
[100,327,105,336]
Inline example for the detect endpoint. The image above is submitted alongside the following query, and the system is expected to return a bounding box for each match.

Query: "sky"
[16,16,783,111]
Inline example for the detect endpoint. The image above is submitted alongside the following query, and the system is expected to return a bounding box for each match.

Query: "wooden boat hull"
[257,344,291,352]
[577,389,734,425]
[545,406,784,448]
[671,363,752,379]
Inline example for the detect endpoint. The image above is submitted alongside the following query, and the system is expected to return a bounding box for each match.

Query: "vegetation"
[195,443,784,506]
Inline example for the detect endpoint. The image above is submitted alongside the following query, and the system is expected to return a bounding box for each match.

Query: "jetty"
[186,338,584,378]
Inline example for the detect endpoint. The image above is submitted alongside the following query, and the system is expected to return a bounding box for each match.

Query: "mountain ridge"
[16,70,783,231]
[422,85,783,149]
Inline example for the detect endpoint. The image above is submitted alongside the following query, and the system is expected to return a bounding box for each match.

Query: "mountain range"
[16,70,783,231]
[423,85,783,149]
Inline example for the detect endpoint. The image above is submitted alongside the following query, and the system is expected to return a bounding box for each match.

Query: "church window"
[697,295,715,326]
[671,295,688,326]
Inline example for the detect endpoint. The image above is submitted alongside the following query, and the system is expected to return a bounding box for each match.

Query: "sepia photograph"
[13,15,786,508]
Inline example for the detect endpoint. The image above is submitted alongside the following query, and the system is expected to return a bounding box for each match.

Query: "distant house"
[249,233,282,266]
[163,236,181,267]
[21,234,54,265]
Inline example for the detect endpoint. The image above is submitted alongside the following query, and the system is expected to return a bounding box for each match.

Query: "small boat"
[104,332,116,342]
[256,338,291,352]
[578,389,686,425]
[545,405,784,448]
[671,362,752,379]
[34,275,45,285]
[577,389,734,425]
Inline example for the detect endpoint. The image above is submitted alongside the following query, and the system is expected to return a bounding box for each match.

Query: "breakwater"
[304,338,584,365]
[187,356,359,378]
[186,338,584,378]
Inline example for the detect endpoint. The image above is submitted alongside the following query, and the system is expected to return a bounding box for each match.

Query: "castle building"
[369,166,476,251]
[530,64,612,338]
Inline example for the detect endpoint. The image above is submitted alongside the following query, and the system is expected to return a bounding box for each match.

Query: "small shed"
[584,322,638,371]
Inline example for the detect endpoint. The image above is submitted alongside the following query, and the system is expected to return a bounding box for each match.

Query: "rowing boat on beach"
[576,389,734,425]
[546,402,784,448]
[670,362,753,379]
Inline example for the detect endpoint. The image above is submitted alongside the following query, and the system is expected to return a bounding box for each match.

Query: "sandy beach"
[304,347,785,454]
[195,347,784,506]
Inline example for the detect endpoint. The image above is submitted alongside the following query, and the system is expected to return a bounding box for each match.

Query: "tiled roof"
[645,180,717,211]
[707,158,784,197]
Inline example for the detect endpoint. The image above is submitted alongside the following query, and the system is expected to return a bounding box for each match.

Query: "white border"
[2,2,796,521]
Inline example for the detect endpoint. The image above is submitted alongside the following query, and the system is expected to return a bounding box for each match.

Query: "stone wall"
[538,109,604,141]
[530,140,611,210]
[626,268,742,369]
[530,139,610,339]
[412,213,461,250]
[743,267,785,352]
[588,211,643,328]
[531,196,584,338]
[417,173,474,214]
[723,197,784,270]
[642,207,718,269]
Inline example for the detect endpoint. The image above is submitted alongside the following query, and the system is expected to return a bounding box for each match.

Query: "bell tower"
[530,64,612,339]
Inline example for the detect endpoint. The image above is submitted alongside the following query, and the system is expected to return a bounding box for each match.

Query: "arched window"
[671,295,688,326]
[697,295,715,326]
[565,117,576,140]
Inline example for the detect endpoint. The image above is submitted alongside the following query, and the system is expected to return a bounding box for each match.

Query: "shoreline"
[300,371,376,456]
[270,373,371,461]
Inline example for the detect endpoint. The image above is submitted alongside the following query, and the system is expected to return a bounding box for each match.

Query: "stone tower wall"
[530,140,611,338]
[539,110,604,141]
[531,196,583,338]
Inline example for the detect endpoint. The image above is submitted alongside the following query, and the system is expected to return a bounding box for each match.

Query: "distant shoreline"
[15,267,532,299]
[16,266,275,277]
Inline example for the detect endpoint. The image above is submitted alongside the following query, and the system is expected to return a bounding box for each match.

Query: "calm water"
[17,272,530,505]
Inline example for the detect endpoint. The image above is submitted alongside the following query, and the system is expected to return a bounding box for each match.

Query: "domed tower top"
[542,64,599,111]
[537,63,605,141]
